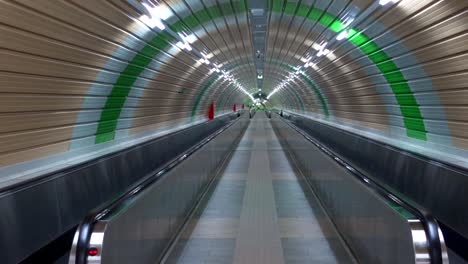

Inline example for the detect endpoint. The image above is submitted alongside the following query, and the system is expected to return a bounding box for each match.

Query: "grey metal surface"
[0,114,238,264]
[247,0,267,89]
[79,114,250,264]
[233,111,284,264]
[271,114,443,264]
[286,112,468,244]
[165,112,355,264]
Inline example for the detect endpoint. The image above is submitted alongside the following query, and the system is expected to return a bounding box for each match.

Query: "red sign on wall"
[208,102,215,120]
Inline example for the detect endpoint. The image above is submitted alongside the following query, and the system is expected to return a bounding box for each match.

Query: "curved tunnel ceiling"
[0,0,467,183]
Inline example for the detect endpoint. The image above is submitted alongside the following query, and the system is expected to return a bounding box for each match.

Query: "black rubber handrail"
[281,111,468,176]
[278,114,444,264]
[72,114,242,264]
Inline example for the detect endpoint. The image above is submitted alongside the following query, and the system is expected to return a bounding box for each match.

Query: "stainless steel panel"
[0,114,237,264]
[0,180,62,263]
[289,112,468,243]
[271,115,445,264]
[73,115,249,264]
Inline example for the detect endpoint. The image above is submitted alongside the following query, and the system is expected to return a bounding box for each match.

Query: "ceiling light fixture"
[176,32,196,51]
[379,0,399,6]
[140,2,170,30]
[336,30,349,41]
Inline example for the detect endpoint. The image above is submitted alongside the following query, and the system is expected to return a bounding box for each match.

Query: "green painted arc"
[95,31,176,143]
[276,61,330,117]
[95,1,248,143]
[190,61,307,116]
[95,0,426,144]
[216,63,308,112]
[219,62,308,112]
[272,0,426,140]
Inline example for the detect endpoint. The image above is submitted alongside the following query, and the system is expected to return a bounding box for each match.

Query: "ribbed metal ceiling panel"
[0,0,467,184]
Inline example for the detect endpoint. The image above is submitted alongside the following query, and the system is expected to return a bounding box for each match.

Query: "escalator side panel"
[91,116,250,264]
[272,117,421,264]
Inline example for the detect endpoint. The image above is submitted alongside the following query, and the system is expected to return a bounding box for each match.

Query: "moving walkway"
[69,112,449,264]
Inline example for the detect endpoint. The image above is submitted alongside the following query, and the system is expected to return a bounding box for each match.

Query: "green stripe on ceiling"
[190,61,310,116]
[95,0,426,144]
[246,59,325,115]
[95,2,247,143]
[95,31,175,143]
[274,1,426,140]
[228,63,308,112]
[279,62,330,117]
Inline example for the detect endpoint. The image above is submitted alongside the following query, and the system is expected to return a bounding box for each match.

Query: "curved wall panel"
[0,0,249,186]
[269,0,468,167]
[0,0,467,207]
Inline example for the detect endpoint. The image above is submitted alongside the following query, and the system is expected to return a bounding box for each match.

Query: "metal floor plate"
[164,114,355,264]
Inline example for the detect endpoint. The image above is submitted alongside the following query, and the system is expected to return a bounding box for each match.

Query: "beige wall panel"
[148,65,200,83]
[0,125,73,155]
[333,111,392,124]
[444,107,468,122]
[432,90,468,106]
[131,105,192,118]
[0,72,99,95]
[329,104,389,115]
[0,111,81,133]
[131,113,190,134]
[131,117,187,135]
[142,88,198,100]
[0,1,125,56]
[453,136,468,150]
[383,1,467,39]
[0,50,101,81]
[337,117,389,132]
[0,94,83,112]
[0,25,114,68]
[432,72,468,91]
[333,85,382,97]
[0,141,69,167]
[17,0,143,50]
[446,121,468,139]
[421,53,468,76]
[401,23,467,56]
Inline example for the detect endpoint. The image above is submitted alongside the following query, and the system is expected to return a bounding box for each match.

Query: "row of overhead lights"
[379,0,399,6]
[267,0,400,100]
[136,0,254,100]
[253,98,267,106]
[266,38,333,99]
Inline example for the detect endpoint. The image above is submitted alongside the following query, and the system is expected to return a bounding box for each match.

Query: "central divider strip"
[233,116,285,264]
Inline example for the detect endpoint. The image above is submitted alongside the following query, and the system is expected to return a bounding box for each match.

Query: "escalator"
[69,112,449,264]
[163,112,355,263]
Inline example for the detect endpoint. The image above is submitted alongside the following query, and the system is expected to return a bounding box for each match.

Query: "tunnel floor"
[164,113,356,264]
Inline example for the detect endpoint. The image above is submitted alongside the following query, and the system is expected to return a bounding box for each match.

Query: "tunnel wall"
[0,0,466,251]
[2,1,465,185]
[284,112,468,243]
[0,112,238,264]
[0,0,246,186]
[271,0,468,168]
[271,1,468,166]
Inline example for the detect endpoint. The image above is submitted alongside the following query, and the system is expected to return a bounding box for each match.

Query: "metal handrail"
[70,114,242,264]
[278,113,448,264]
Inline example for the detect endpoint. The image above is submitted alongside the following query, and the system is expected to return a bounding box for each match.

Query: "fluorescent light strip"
[379,0,399,6]
[135,1,253,102]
